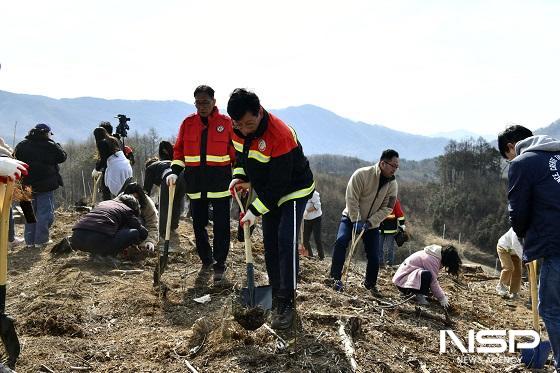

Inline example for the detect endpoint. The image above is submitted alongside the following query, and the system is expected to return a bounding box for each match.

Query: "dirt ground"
[4,210,556,372]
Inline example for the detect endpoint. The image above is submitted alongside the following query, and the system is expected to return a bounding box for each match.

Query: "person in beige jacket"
[121,182,159,253]
[329,149,399,295]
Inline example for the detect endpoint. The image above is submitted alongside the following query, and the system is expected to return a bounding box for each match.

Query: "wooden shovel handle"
[164,184,176,241]
[233,188,254,265]
[342,228,365,281]
[0,180,15,287]
[528,260,540,332]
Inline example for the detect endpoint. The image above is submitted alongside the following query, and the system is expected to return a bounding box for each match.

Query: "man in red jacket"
[227,88,315,330]
[167,85,235,283]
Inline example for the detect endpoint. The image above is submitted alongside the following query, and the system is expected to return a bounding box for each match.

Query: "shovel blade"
[0,314,20,369]
[241,285,273,310]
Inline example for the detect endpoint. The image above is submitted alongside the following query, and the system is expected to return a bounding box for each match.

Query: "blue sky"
[1,0,559,136]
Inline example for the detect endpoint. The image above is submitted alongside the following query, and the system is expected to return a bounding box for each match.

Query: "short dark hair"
[93,127,108,142]
[158,140,174,161]
[227,88,261,121]
[99,121,113,134]
[194,85,215,98]
[497,125,533,159]
[115,194,140,216]
[380,149,399,162]
[145,157,158,169]
[122,182,148,208]
[441,245,462,276]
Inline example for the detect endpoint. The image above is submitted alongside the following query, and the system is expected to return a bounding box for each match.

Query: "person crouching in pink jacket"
[392,244,461,308]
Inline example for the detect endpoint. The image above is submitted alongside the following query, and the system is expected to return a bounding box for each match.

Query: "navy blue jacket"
[508,135,560,262]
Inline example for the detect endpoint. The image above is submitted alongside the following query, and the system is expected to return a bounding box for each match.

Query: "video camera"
[115,114,130,138]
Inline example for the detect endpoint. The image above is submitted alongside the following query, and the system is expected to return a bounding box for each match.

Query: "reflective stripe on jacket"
[171,108,234,199]
[380,199,405,234]
[232,110,314,216]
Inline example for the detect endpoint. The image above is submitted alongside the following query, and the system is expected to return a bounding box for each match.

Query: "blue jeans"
[539,256,560,370]
[24,191,55,245]
[379,233,396,265]
[330,215,380,287]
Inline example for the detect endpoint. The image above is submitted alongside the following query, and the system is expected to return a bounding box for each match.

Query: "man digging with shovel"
[227,88,315,331]
[329,149,399,296]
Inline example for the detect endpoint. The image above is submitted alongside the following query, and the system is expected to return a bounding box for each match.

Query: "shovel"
[0,178,21,369]
[232,188,272,331]
[153,183,176,287]
[520,260,551,369]
[342,223,365,284]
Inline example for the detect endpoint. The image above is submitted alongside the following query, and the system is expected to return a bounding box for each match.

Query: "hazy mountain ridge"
[2,90,559,160]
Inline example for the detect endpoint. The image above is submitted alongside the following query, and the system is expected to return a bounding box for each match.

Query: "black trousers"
[190,197,230,270]
[262,198,307,298]
[303,216,325,259]
[71,227,148,256]
[158,176,186,237]
[100,170,112,201]
[397,270,433,296]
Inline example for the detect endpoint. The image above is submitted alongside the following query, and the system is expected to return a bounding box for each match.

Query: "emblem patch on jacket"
[216,125,224,133]
[258,139,266,151]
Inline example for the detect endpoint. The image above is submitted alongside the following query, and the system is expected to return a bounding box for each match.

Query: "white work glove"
[0,158,28,180]
[229,178,243,196]
[144,242,155,253]
[166,174,178,186]
[439,295,449,309]
[400,224,406,231]
[240,209,257,227]
[91,169,102,179]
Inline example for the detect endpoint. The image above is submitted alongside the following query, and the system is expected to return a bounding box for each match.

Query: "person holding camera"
[167,85,235,283]
[93,122,118,200]
[91,126,132,197]
[14,124,67,248]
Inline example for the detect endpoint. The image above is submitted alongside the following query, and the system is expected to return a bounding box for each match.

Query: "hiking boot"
[35,239,54,249]
[506,292,519,300]
[496,282,508,297]
[51,237,73,255]
[200,261,214,273]
[271,296,294,330]
[332,279,344,292]
[364,283,383,297]
[370,286,383,297]
[415,294,429,305]
[213,266,226,283]
[9,237,24,248]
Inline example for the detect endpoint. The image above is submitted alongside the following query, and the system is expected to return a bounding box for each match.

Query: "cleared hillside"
[5,210,553,372]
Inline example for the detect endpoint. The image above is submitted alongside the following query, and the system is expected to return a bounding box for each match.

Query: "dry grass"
[4,210,554,372]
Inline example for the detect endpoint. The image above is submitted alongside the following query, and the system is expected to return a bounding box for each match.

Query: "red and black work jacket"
[232,110,315,216]
[171,107,235,199]
[379,199,405,234]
